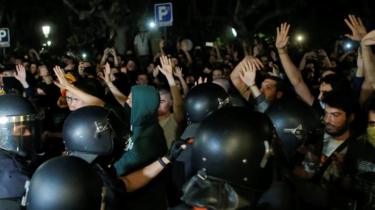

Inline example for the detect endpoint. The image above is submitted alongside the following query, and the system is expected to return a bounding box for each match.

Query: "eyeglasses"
[65,96,80,103]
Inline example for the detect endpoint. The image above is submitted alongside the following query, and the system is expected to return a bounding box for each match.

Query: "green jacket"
[114,85,168,210]
[115,85,167,175]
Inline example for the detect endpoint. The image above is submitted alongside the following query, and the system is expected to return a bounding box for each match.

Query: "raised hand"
[244,56,264,70]
[36,88,46,95]
[239,60,257,87]
[344,14,367,41]
[100,62,112,84]
[14,64,27,83]
[152,66,159,78]
[159,55,174,80]
[362,30,375,46]
[53,65,72,90]
[276,22,290,49]
[194,76,207,86]
[317,49,328,57]
[104,47,110,55]
[109,48,117,56]
[174,66,183,78]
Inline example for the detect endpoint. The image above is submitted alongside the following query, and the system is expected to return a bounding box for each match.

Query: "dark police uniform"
[0,150,30,210]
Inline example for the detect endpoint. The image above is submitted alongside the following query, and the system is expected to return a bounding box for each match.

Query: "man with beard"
[293,91,358,210]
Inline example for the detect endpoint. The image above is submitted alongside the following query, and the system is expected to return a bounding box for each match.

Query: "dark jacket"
[0,150,30,210]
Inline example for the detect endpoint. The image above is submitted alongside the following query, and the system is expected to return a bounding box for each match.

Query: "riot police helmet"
[0,94,43,157]
[184,83,230,123]
[62,106,129,163]
[184,107,276,209]
[266,97,324,161]
[26,156,103,210]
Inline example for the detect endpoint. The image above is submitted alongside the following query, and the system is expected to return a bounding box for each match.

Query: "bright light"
[82,53,87,59]
[345,42,352,49]
[47,40,52,46]
[231,27,237,37]
[42,25,51,38]
[148,21,156,29]
[296,34,304,42]
[0,117,8,124]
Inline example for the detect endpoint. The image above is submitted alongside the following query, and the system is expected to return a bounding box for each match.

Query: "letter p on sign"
[154,3,173,27]
[0,28,10,47]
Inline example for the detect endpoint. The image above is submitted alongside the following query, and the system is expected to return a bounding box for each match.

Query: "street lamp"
[295,34,304,43]
[148,20,156,29]
[231,27,237,37]
[81,52,87,60]
[42,25,50,38]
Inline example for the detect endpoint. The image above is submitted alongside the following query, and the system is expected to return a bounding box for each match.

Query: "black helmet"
[26,156,103,210]
[62,106,129,163]
[185,83,230,123]
[0,94,42,157]
[190,107,275,198]
[266,97,324,160]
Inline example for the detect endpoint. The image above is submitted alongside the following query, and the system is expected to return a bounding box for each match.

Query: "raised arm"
[230,56,263,100]
[239,60,271,112]
[239,60,261,98]
[14,64,35,98]
[361,30,375,46]
[153,39,166,63]
[53,66,105,107]
[101,62,127,106]
[14,64,29,89]
[275,22,314,106]
[99,48,110,66]
[159,55,184,123]
[173,66,189,98]
[299,52,310,71]
[346,14,375,89]
[356,49,372,104]
[29,49,41,61]
[109,48,119,67]
[362,30,375,89]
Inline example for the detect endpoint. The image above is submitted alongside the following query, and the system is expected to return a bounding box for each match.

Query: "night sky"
[1,0,374,52]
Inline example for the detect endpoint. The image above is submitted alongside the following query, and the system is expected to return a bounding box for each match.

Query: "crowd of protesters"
[2,14,375,210]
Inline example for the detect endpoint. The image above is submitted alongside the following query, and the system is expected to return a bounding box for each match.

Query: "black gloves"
[165,140,187,162]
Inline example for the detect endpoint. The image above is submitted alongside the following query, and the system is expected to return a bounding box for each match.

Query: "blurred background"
[0,0,374,56]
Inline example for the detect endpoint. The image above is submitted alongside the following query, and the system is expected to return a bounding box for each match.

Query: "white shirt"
[134,32,150,56]
[322,133,344,157]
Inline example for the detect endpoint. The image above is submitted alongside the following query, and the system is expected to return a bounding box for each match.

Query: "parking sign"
[0,28,10,47]
[154,3,173,27]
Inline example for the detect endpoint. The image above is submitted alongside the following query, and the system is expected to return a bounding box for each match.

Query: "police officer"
[0,94,43,210]
[62,106,129,210]
[62,105,186,209]
[176,106,279,210]
[181,83,231,140]
[171,83,231,206]
[25,156,103,210]
[266,97,325,210]
[266,97,324,167]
